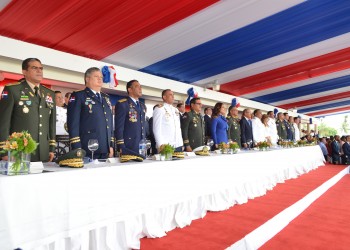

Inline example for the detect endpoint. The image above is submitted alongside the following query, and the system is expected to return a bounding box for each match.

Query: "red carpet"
[261,174,350,250]
[141,164,346,250]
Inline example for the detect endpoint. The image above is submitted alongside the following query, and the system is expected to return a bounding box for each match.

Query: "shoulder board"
[74,89,84,93]
[41,85,53,91]
[118,98,127,103]
[5,82,21,87]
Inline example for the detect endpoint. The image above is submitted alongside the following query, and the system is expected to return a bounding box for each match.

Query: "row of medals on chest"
[18,91,54,114]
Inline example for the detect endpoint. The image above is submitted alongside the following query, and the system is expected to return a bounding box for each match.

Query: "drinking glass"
[88,139,99,161]
[247,140,253,150]
[207,139,214,151]
[145,140,151,158]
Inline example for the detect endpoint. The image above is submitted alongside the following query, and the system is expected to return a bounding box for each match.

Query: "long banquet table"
[0,146,324,250]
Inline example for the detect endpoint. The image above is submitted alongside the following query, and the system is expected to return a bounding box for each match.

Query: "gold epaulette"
[118,98,127,103]
[111,138,115,142]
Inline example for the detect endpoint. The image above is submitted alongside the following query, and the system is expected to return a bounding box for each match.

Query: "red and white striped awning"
[1,0,350,117]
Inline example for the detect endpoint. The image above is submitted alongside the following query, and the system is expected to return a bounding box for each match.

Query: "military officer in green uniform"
[276,112,287,141]
[227,106,241,147]
[181,97,205,151]
[0,58,56,162]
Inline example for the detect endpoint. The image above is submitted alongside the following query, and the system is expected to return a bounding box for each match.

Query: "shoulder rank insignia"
[119,98,127,103]
[41,85,54,92]
[5,82,20,87]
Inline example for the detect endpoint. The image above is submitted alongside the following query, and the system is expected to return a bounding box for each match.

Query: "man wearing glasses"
[0,58,56,162]
[181,97,205,151]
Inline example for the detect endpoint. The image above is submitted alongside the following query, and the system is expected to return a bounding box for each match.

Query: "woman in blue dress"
[211,102,228,149]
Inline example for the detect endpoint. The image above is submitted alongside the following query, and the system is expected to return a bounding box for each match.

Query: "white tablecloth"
[0,146,324,250]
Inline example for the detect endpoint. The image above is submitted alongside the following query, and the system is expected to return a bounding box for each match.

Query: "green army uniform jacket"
[276,119,287,140]
[181,109,205,150]
[0,80,56,161]
[227,115,242,147]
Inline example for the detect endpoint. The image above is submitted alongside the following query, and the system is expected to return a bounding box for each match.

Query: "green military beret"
[56,148,86,168]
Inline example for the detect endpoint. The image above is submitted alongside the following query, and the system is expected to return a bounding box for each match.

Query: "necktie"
[136,100,140,108]
[248,119,252,127]
[34,86,39,97]
[96,92,101,102]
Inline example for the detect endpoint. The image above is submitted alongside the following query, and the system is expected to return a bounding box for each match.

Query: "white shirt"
[153,103,183,149]
[56,106,68,135]
[293,123,300,141]
[267,117,278,145]
[252,117,266,143]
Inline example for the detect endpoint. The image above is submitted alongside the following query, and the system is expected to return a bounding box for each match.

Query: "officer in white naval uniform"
[267,111,278,146]
[252,109,266,144]
[55,91,68,136]
[55,91,69,158]
[152,89,183,151]
[56,106,68,135]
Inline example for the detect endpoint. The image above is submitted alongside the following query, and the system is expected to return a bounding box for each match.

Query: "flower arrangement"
[218,142,229,150]
[159,144,175,156]
[297,139,307,146]
[217,142,228,153]
[1,131,37,174]
[256,141,271,150]
[229,142,240,150]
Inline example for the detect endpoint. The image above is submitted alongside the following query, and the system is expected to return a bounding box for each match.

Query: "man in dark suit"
[342,135,350,164]
[204,107,212,142]
[114,80,146,157]
[331,135,341,164]
[240,108,253,149]
[177,103,185,120]
[67,67,114,159]
[0,58,56,162]
[149,104,161,155]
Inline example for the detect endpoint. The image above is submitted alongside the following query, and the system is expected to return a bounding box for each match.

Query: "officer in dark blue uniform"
[67,67,114,159]
[114,80,146,157]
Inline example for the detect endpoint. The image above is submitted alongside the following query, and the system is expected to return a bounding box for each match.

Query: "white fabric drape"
[0,146,324,250]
